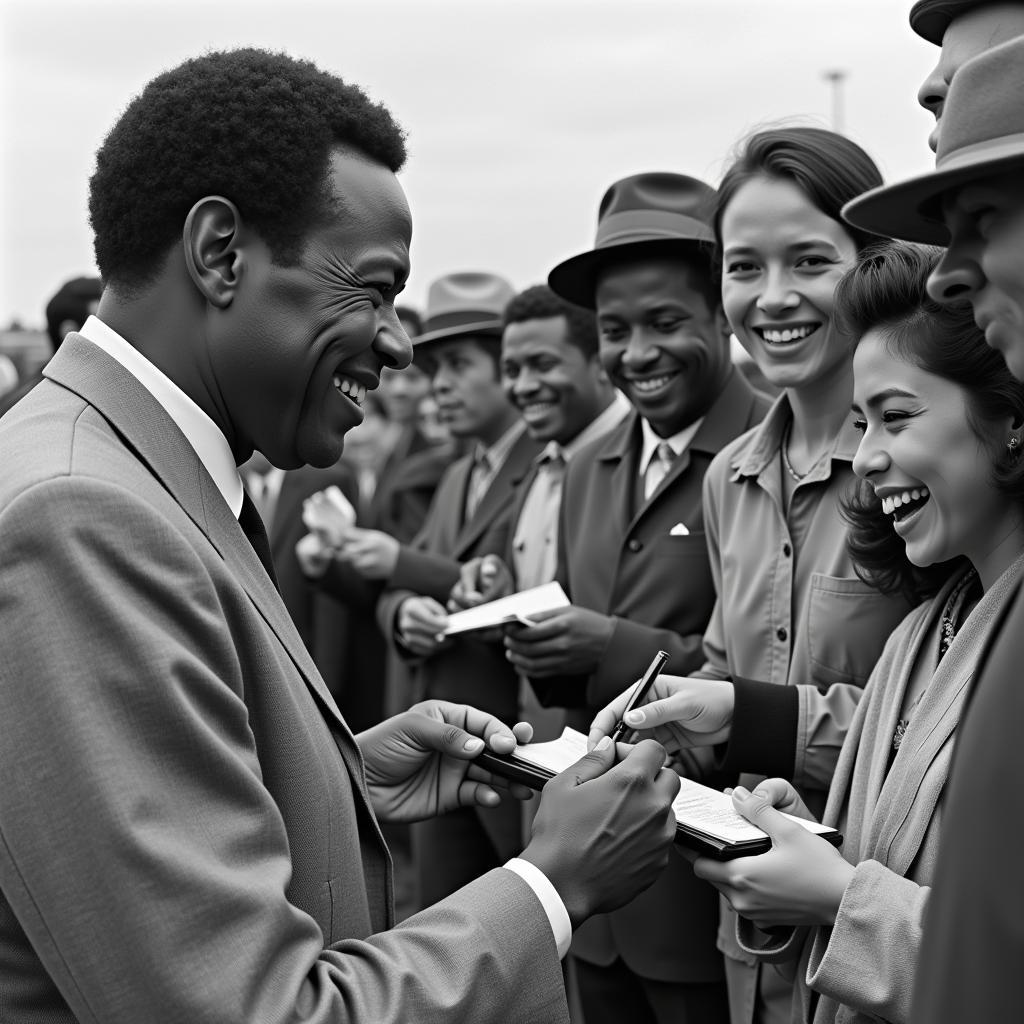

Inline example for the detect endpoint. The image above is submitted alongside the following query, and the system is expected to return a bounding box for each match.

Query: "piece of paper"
[513,728,838,844]
[442,581,570,636]
[302,486,356,547]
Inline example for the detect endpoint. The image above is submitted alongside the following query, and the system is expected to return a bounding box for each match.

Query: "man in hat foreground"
[911,0,1024,153]
[504,173,770,1024]
[0,50,682,1023]
[843,32,1024,1024]
[375,272,548,907]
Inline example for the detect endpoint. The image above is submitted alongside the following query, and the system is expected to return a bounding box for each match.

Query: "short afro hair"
[503,284,599,359]
[89,48,407,290]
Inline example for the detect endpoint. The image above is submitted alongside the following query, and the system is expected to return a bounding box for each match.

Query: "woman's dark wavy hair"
[89,48,407,291]
[837,240,1024,602]
[712,126,884,280]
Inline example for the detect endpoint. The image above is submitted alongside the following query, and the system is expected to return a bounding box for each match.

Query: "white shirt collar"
[638,414,704,475]
[78,316,245,516]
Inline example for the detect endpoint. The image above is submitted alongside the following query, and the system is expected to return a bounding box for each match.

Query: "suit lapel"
[454,431,538,556]
[597,413,643,542]
[44,337,369,787]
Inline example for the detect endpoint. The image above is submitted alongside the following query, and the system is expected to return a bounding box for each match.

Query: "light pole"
[823,69,847,134]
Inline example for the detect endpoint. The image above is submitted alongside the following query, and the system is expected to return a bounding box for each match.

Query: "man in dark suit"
[0,49,684,1023]
[506,173,771,1024]
[842,26,1024,1024]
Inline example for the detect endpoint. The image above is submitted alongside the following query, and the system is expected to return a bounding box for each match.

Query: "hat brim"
[548,238,713,309]
[842,147,1024,246]
[412,318,504,349]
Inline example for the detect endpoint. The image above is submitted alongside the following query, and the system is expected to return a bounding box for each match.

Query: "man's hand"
[448,554,514,612]
[337,527,400,580]
[520,738,679,928]
[691,785,853,930]
[503,605,614,677]
[358,701,534,823]
[588,674,736,755]
[295,532,334,579]
[396,596,450,657]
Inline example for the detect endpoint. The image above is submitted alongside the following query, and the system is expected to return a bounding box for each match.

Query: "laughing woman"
[637,241,1024,1024]
[623,128,918,1024]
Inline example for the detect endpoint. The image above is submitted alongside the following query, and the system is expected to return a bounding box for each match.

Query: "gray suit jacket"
[0,335,567,1023]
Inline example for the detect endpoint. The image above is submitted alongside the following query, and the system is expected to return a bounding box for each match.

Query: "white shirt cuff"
[504,857,572,959]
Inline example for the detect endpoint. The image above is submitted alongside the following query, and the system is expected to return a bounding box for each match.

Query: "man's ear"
[182,196,244,309]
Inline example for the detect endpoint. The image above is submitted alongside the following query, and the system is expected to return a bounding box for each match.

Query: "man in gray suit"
[0,48,681,1023]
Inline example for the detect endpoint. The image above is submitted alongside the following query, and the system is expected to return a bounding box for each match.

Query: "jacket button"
[783,543,792,557]
[628,538,643,552]
[776,626,788,642]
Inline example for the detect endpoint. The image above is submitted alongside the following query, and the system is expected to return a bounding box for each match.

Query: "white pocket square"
[669,522,690,537]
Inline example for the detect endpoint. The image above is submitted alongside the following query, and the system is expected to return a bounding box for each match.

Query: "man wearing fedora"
[911,0,1024,153]
[500,173,770,1024]
[842,32,1024,1024]
[376,271,545,907]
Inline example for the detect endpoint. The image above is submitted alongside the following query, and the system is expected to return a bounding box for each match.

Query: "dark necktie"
[239,491,280,590]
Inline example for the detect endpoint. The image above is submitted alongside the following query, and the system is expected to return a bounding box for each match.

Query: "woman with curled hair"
[592,128,917,1024]
[693,240,1024,1024]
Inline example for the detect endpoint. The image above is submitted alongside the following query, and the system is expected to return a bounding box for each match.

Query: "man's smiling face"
[214,148,413,468]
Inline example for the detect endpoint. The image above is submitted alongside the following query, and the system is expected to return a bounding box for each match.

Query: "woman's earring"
[1008,435,1021,453]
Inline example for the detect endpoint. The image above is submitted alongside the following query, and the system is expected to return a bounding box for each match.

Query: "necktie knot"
[656,441,676,469]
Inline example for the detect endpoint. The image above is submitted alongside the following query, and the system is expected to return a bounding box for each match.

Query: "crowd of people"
[1,2,1023,1022]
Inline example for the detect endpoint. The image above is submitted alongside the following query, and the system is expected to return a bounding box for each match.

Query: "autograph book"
[478,727,843,860]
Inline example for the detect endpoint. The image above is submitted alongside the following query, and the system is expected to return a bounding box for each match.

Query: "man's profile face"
[428,336,516,446]
[929,170,1024,379]
[918,4,1024,152]
[215,148,413,469]
[595,258,730,437]
[501,316,607,446]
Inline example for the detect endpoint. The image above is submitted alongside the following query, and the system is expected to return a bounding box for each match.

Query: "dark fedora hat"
[412,271,515,349]
[909,0,998,45]
[547,172,716,309]
[842,34,1024,245]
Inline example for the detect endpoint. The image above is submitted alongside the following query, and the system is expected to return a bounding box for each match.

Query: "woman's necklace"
[780,421,806,483]
[892,568,978,752]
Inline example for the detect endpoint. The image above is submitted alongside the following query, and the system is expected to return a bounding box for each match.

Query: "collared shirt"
[79,316,245,517]
[512,392,630,588]
[465,418,528,520]
[698,394,913,795]
[639,414,704,499]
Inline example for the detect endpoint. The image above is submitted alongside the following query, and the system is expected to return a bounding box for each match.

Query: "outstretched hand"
[691,784,853,930]
[588,674,736,754]
[358,701,534,823]
[448,554,514,612]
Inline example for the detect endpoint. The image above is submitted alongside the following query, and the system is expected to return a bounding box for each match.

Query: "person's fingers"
[587,685,645,749]
[730,786,797,840]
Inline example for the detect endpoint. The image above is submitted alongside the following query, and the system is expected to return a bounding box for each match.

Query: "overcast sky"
[1,0,938,327]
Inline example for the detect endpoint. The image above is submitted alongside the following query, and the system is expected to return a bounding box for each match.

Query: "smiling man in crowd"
[0,50,684,1023]
[497,173,770,1024]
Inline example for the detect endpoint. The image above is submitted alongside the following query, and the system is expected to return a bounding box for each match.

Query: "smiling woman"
[690,239,1024,1024]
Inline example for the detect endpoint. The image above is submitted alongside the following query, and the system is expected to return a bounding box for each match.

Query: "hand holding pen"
[607,650,671,745]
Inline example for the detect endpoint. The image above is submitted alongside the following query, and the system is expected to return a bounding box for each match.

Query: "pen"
[609,650,670,743]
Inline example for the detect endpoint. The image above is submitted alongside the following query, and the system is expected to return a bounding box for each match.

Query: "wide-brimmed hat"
[909,0,996,45]
[842,34,1024,245]
[412,271,515,349]
[547,172,716,309]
